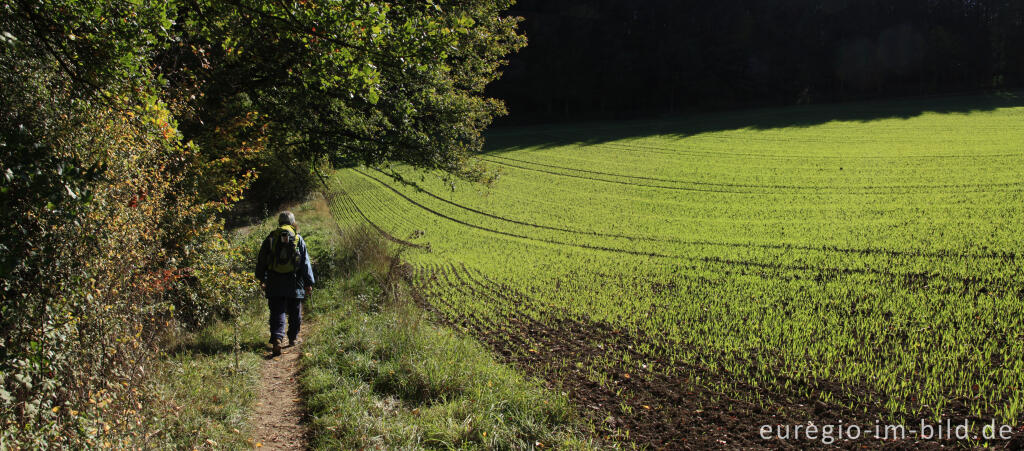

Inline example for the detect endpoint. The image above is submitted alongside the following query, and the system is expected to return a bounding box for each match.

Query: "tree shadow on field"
[167,335,267,357]
[481,91,1024,152]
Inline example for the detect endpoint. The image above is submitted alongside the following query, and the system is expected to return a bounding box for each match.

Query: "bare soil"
[252,335,308,450]
[410,265,1024,450]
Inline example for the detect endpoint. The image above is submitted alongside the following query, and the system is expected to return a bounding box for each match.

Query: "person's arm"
[299,236,315,294]
[255,236,270,284]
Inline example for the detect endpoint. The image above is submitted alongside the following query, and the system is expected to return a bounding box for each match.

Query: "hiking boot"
[288,337,299,347]
[271,337,282,356]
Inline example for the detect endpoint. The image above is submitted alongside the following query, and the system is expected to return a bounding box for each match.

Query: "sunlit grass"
[141,303,266,449]
[300,226,598,450]
[326,94,1024,426]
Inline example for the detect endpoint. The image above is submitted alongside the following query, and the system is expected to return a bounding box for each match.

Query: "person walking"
[255,211,315,356]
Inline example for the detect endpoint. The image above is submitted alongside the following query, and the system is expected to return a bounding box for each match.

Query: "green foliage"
[326,95,1024,428]
[165,0,525,178]
[1,0,174,100]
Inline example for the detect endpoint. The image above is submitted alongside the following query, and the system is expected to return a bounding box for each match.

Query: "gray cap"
[278,211,296,226]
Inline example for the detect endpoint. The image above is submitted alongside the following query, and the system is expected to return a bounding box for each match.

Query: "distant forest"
[487,0,1024,121]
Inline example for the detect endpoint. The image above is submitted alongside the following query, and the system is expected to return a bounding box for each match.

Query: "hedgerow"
[0,8,252,447]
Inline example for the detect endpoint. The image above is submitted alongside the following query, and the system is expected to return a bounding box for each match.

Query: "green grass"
[141,299,266,449]
[325,93,1024,425]
[300,225,597,450]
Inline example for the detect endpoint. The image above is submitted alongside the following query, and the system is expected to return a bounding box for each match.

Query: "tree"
[1,0,524,444]
[164,0,526,180]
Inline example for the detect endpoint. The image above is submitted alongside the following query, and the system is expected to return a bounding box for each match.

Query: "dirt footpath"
[251,335,308,450]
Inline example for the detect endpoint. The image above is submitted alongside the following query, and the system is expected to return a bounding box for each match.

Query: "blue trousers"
[268,296,301,342]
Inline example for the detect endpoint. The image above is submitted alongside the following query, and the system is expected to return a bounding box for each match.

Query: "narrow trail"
[252,332,308,450]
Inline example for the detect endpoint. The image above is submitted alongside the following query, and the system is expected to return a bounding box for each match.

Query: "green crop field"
[324,94,1024,440]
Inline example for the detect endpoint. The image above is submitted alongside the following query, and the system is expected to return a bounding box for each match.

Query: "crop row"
[324,105,1024,427]
[482,153,1024,192]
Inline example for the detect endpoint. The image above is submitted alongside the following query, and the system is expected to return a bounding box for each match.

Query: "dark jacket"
[255,230,315,299]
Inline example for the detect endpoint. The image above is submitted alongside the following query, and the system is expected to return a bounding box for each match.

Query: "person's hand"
[305,285,313,297]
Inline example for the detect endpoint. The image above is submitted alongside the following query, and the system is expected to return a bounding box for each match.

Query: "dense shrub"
[0,2,253,445]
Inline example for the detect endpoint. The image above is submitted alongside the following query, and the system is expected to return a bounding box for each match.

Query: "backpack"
[267,225,300,274]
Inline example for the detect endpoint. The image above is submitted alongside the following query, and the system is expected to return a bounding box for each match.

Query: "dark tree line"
[488,0,1024,121]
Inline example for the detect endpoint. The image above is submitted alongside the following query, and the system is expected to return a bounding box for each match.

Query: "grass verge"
[301,226,599,449]
[140,309,266,449]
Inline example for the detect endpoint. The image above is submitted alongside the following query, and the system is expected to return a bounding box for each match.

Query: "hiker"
[255,211,315,356]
